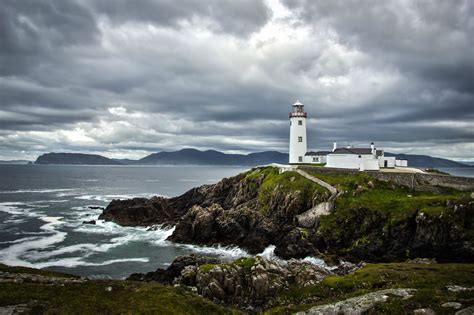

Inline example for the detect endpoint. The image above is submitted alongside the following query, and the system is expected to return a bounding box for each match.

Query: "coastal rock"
[413,308,436,315]
[456,306,474,315]
[128,254,337,308]
[295,201,333,229]
[296,288,417,315]
[100,167,474,262]
[186,256,331,308]
[313,202,474,263]
[441,302,462,309]
[274,228,319,259]
[127,254,220,283]
[166,168,325,254]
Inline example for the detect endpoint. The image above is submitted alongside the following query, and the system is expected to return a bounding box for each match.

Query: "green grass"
[199,263,217,273]
[267,263,474,314]
[233,257,256,270]
[0,264,242,314]
[0,263,77,279]
[245,167,328,214]
[303,168,471,227]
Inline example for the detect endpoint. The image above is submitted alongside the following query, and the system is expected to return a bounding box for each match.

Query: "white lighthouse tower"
[289,100,308,164]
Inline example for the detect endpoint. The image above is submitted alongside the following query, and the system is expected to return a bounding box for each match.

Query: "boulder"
[127,254,221,284]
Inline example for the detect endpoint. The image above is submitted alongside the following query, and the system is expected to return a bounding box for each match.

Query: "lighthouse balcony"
[289,112,307,118]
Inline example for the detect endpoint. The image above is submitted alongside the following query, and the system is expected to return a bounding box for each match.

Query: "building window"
[298,156,303,162]
[298,136,303,142]
[313,157,318,162]
[298,120,302,125]
[358,155,361,158]
[290,121,292,125]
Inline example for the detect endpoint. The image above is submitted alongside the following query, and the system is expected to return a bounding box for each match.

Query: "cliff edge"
[99,166,474,262]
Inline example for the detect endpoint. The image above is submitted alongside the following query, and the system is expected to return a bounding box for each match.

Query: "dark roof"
[330,148,384,156]
[305,151,331,156]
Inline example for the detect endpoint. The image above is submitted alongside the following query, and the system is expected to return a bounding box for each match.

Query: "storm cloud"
[0,0,472,161]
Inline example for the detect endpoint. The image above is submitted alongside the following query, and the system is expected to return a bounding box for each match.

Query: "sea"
[0,165,472,279]
[0,165,259,279]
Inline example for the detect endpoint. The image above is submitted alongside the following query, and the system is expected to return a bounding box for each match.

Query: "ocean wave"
[0,188,77,194]
[32,199,70,204]
[176,243,249,260]
[0,202,44,217]
[257,244,329,267]
[0,216,67,267]
[74,193,156,202]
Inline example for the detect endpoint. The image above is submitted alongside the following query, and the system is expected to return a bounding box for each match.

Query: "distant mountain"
[385,153,470,168]
[0,160,31,164]
[31,149,470,168]
[139,148,288,165]
[35,153,123,165]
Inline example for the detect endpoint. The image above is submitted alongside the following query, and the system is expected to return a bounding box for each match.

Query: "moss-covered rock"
[268,262,474,314]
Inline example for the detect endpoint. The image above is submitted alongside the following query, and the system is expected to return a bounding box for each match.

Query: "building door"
[384,160,388,168]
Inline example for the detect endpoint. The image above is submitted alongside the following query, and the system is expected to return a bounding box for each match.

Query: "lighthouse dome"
[293,99,303,106]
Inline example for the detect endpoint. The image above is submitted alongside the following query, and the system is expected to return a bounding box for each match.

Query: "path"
[295,169,338,196]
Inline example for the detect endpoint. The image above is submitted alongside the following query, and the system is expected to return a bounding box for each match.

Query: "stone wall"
[300,166,474,192]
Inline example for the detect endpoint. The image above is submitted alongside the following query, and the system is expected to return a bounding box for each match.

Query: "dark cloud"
[0,0,472,161]
[89,0,271,36]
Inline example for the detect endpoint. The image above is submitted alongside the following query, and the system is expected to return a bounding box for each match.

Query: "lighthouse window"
[298,136,303,142]
[298,120,302,125]
[298,156,303,162]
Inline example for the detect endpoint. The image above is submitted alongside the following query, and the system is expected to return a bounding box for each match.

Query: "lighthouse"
[289,100,307,164]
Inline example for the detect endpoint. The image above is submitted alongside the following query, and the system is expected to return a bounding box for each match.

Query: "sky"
[0,0,473,161]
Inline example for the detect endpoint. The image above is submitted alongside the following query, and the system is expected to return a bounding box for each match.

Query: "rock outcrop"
[99,167,474,262]
[311,201,474,262]
[127,254,221,283]
[128,254,337,309]
[101,167,330,255]
[296,288,417,315]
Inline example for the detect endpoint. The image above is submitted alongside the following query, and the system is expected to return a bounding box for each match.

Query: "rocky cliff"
[99,166,474,262]
[101,167,330,256]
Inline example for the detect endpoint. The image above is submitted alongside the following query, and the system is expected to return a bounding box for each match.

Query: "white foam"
[178,179,199,182]
[29,257,149,269]
[177,243,249,260]
[0,202,44,217]
[0,203,24,215]
[74,193,155,202]
[301,256,328,267]
[0,216,66,267]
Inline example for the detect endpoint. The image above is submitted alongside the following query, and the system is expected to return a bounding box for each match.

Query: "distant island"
[35,153,122,165]
[31,149,471,168]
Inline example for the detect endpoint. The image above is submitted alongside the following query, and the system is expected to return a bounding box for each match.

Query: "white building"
[289,100,308,164]
[327,143,385,171]
[288,100,407,171]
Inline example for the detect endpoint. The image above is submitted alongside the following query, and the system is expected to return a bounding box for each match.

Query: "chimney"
[371,142,375,155]
[333,142,337,152]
